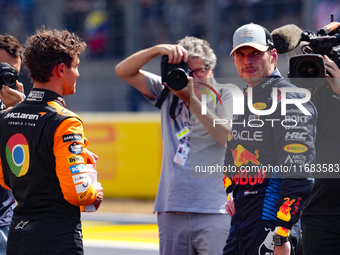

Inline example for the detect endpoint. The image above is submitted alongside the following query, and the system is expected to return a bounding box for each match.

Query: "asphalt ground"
[93,198,155,214]
[81,198,159,255]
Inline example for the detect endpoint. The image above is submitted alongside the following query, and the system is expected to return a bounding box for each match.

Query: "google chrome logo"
[6,133,30,177]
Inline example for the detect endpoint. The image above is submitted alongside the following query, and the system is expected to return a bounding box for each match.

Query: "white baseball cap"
[230,23,274,56]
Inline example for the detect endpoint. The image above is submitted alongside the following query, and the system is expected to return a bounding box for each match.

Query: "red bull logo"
[232,144,260,167]
[233,170,266,185]
[277,198,295,222]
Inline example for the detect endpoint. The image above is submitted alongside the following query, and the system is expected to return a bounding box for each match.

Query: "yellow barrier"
[78,112,162,199]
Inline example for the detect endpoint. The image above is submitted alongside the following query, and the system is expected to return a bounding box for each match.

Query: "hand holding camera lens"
[0,62,24,108]
[286,21,340,88]
[0,62,18,89]
[324,55,340,94]
[161,55,189,90]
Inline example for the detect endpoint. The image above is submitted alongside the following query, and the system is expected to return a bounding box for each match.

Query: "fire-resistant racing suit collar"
[26,88,66,107]
[247,68,284,97]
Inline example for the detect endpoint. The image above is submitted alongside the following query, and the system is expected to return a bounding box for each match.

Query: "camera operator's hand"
[115,44,188,100]
[0,80,24,108]
[324,55,340,95]
[155,44,188,64]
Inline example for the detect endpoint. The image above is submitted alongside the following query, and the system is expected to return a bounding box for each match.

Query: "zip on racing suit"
[223,69,317,255]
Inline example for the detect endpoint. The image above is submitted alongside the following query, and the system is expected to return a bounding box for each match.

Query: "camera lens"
[3,74,15,86]
[289,54,326,88]
[167,68,188,90]
[299,61,320,78]
[0,73,16,88]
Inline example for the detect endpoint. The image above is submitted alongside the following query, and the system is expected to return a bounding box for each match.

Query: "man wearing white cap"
[223,23,317,255]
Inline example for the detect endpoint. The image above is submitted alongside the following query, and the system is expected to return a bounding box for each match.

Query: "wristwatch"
[273,235,289,246]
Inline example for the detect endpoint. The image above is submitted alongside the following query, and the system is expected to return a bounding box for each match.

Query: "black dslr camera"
[161,55,189,90]
[0,62,18,89]
[289,19,340,88]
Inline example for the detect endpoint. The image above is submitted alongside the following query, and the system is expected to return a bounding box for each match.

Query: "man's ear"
[56,63,65,77]
[271,49,278,64]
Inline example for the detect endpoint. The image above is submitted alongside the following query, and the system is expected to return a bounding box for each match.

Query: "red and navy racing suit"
[223,69,316,255]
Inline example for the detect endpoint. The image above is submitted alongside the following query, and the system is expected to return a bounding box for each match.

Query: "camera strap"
[169,95,179,119]
[155,87,170,109]
[154,87,181,119]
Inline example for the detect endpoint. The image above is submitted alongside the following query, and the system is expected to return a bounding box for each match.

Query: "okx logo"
[6,133,30,177]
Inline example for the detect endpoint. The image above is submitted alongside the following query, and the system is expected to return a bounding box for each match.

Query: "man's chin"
[242,77,262,85]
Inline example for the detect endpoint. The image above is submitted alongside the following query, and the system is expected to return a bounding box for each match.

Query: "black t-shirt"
[303,86,340,215]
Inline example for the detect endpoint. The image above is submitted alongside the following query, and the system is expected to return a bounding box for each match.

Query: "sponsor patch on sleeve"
[78,187,90,201]
[75,180,91,194]
[63,134,83,143]
[72,173,89,184]
[68,142,83,154]
[67,155,85,165]
[70,164,87,174]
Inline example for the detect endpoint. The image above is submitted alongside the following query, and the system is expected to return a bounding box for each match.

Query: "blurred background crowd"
[0,0,339,112]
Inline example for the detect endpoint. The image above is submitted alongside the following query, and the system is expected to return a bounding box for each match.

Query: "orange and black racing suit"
[0,88,97,254]
[223,69,316,255]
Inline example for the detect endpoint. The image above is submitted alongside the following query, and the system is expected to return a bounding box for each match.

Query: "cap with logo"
[230,23,274,56]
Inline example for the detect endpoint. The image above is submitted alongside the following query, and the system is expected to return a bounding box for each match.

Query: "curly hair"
[176,36,217,70]
[23,27,87,83]
[0,34,23,59]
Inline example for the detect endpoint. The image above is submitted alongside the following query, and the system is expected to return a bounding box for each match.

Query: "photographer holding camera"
[276,24,340,254]
[272,21,340,254]
[301,54,340,255]
[115,36,232,255]
[0,34,24,254]
[0,35,25,110]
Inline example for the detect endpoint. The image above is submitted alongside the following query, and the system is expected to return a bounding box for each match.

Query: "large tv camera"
[288,17,340,88]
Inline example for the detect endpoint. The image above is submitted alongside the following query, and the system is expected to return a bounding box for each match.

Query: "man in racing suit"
[0,27,103,255]
[223,24,316,255]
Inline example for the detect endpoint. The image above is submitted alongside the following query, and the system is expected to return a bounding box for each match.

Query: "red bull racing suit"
[223,69,316,255]
[0,88,98,254]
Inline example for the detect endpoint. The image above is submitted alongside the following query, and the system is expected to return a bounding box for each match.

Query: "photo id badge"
[174,142,190,166]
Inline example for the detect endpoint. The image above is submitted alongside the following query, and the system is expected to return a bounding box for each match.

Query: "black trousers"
[6,218,83,255]
[302,214,340,255]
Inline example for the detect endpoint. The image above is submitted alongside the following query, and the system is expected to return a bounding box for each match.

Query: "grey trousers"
[157,212,231,255]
